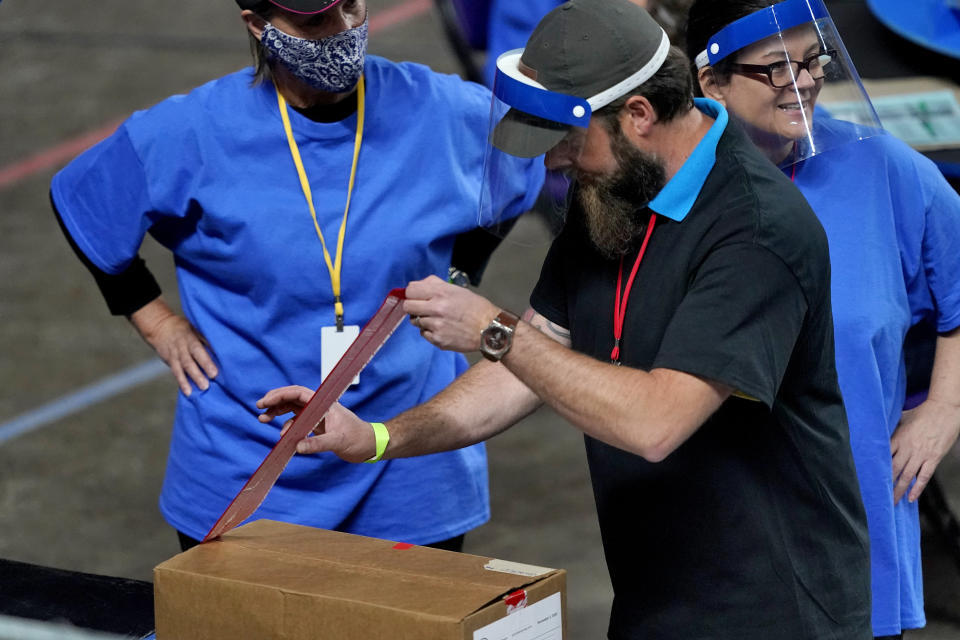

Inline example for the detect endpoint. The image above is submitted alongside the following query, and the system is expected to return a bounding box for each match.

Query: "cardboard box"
[154,520,566,639]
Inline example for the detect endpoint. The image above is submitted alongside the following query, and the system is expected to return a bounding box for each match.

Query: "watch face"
[481,312,518,361]
[484,327,508,351]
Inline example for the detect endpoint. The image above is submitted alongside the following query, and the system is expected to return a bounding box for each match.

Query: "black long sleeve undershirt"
[50,191,161,317]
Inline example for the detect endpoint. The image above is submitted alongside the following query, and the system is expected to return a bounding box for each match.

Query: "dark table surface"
[0,558,154,638]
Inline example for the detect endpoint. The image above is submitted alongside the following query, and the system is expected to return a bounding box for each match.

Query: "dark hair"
[684,0,785,92]
[647,0,696,47]
[594,46,695,127]
[243,2,277,86]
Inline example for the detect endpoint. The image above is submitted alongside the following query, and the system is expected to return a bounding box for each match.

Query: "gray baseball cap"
[492,0,670,158]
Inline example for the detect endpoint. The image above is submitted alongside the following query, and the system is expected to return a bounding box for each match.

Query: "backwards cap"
[493,0,669,157]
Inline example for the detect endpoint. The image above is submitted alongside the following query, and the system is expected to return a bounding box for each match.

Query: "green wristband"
[363,422,389,463]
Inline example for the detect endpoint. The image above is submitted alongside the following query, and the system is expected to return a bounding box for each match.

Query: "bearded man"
[257,1,872,638]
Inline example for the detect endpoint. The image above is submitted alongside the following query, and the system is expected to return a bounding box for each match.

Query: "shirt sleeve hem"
[652,355,775,409]
[50,175,123,274]
[529,293,568,330]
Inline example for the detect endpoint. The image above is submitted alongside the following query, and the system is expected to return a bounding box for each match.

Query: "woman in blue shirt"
[51,0,541,552]
[685,1,960,637]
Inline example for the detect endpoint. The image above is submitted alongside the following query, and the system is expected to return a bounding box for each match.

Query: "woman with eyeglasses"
[686,1,960,638]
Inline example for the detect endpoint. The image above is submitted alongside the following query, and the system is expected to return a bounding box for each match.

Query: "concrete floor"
[0,1,958,638]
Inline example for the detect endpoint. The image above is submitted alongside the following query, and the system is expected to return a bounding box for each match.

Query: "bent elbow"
[638,440,674,463]
[631,419,683,463]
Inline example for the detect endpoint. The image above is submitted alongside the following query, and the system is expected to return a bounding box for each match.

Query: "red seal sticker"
[504,588,527,614]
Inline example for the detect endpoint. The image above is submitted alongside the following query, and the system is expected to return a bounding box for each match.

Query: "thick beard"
[577,126,667,259]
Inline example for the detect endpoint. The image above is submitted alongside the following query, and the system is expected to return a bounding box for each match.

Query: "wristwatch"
[480,310,520,362]
[447,266,471,288]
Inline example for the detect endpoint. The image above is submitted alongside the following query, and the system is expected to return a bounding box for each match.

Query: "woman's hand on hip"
[128,297,219,396]
[891,399,960,503]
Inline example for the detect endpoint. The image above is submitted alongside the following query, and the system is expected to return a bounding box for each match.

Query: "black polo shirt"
[530,115,871,639]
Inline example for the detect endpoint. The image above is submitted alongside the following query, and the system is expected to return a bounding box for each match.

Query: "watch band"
[495,310,520,331]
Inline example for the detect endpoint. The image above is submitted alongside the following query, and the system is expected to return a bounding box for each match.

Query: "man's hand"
[891,398,960,503]
[257,386,377,462]
[129,297,218,396]
[404,275,501,353]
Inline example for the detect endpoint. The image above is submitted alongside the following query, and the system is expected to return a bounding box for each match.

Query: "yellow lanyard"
[276,77,365,330]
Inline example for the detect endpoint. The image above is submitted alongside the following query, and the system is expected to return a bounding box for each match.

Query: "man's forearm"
[383,359,542,459]
[397,276,727,461]
[500,320,730,462]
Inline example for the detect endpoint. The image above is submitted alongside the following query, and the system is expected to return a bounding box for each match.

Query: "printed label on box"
[473,592,562,640]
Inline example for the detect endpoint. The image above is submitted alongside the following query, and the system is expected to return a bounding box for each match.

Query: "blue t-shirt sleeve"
[889,138,960,332]
[919,163,960,332]
[51,123,156,274]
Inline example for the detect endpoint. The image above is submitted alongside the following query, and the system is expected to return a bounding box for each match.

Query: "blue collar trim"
[648,98,727,222]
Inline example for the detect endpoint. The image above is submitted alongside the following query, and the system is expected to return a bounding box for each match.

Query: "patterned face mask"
[261,16,368,93]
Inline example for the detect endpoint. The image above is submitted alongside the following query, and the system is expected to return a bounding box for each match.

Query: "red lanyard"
[611,213,658,363]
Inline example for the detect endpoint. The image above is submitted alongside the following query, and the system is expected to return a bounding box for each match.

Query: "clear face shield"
[477,49,594,244]
[695,0,884,166]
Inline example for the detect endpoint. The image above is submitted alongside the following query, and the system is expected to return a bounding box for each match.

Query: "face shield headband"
[491,27,671,154]
[691,0,883,166]
[694,0,830,69]
[477,29,669,244]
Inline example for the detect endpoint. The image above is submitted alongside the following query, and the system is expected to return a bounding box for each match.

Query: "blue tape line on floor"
[0,359,168,445]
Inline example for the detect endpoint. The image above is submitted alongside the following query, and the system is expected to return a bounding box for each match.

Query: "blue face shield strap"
[696,0,830,67]
[492,51,592,127]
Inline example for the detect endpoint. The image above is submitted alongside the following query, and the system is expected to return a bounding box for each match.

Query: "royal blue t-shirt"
[51,56,543,542]
[792,118,960,635]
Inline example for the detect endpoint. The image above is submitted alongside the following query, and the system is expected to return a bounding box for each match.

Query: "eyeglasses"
[728,49,838,88]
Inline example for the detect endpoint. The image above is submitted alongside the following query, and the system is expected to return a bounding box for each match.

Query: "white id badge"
[321,325,361,386]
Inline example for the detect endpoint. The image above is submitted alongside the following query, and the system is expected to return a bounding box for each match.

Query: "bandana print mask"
[261,17,368,93]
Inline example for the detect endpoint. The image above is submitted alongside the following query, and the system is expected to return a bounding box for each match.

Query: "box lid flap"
[156,520,558,621]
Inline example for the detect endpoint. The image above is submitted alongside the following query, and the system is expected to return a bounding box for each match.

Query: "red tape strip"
[202,288,408,542]
[504,589,528,613]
